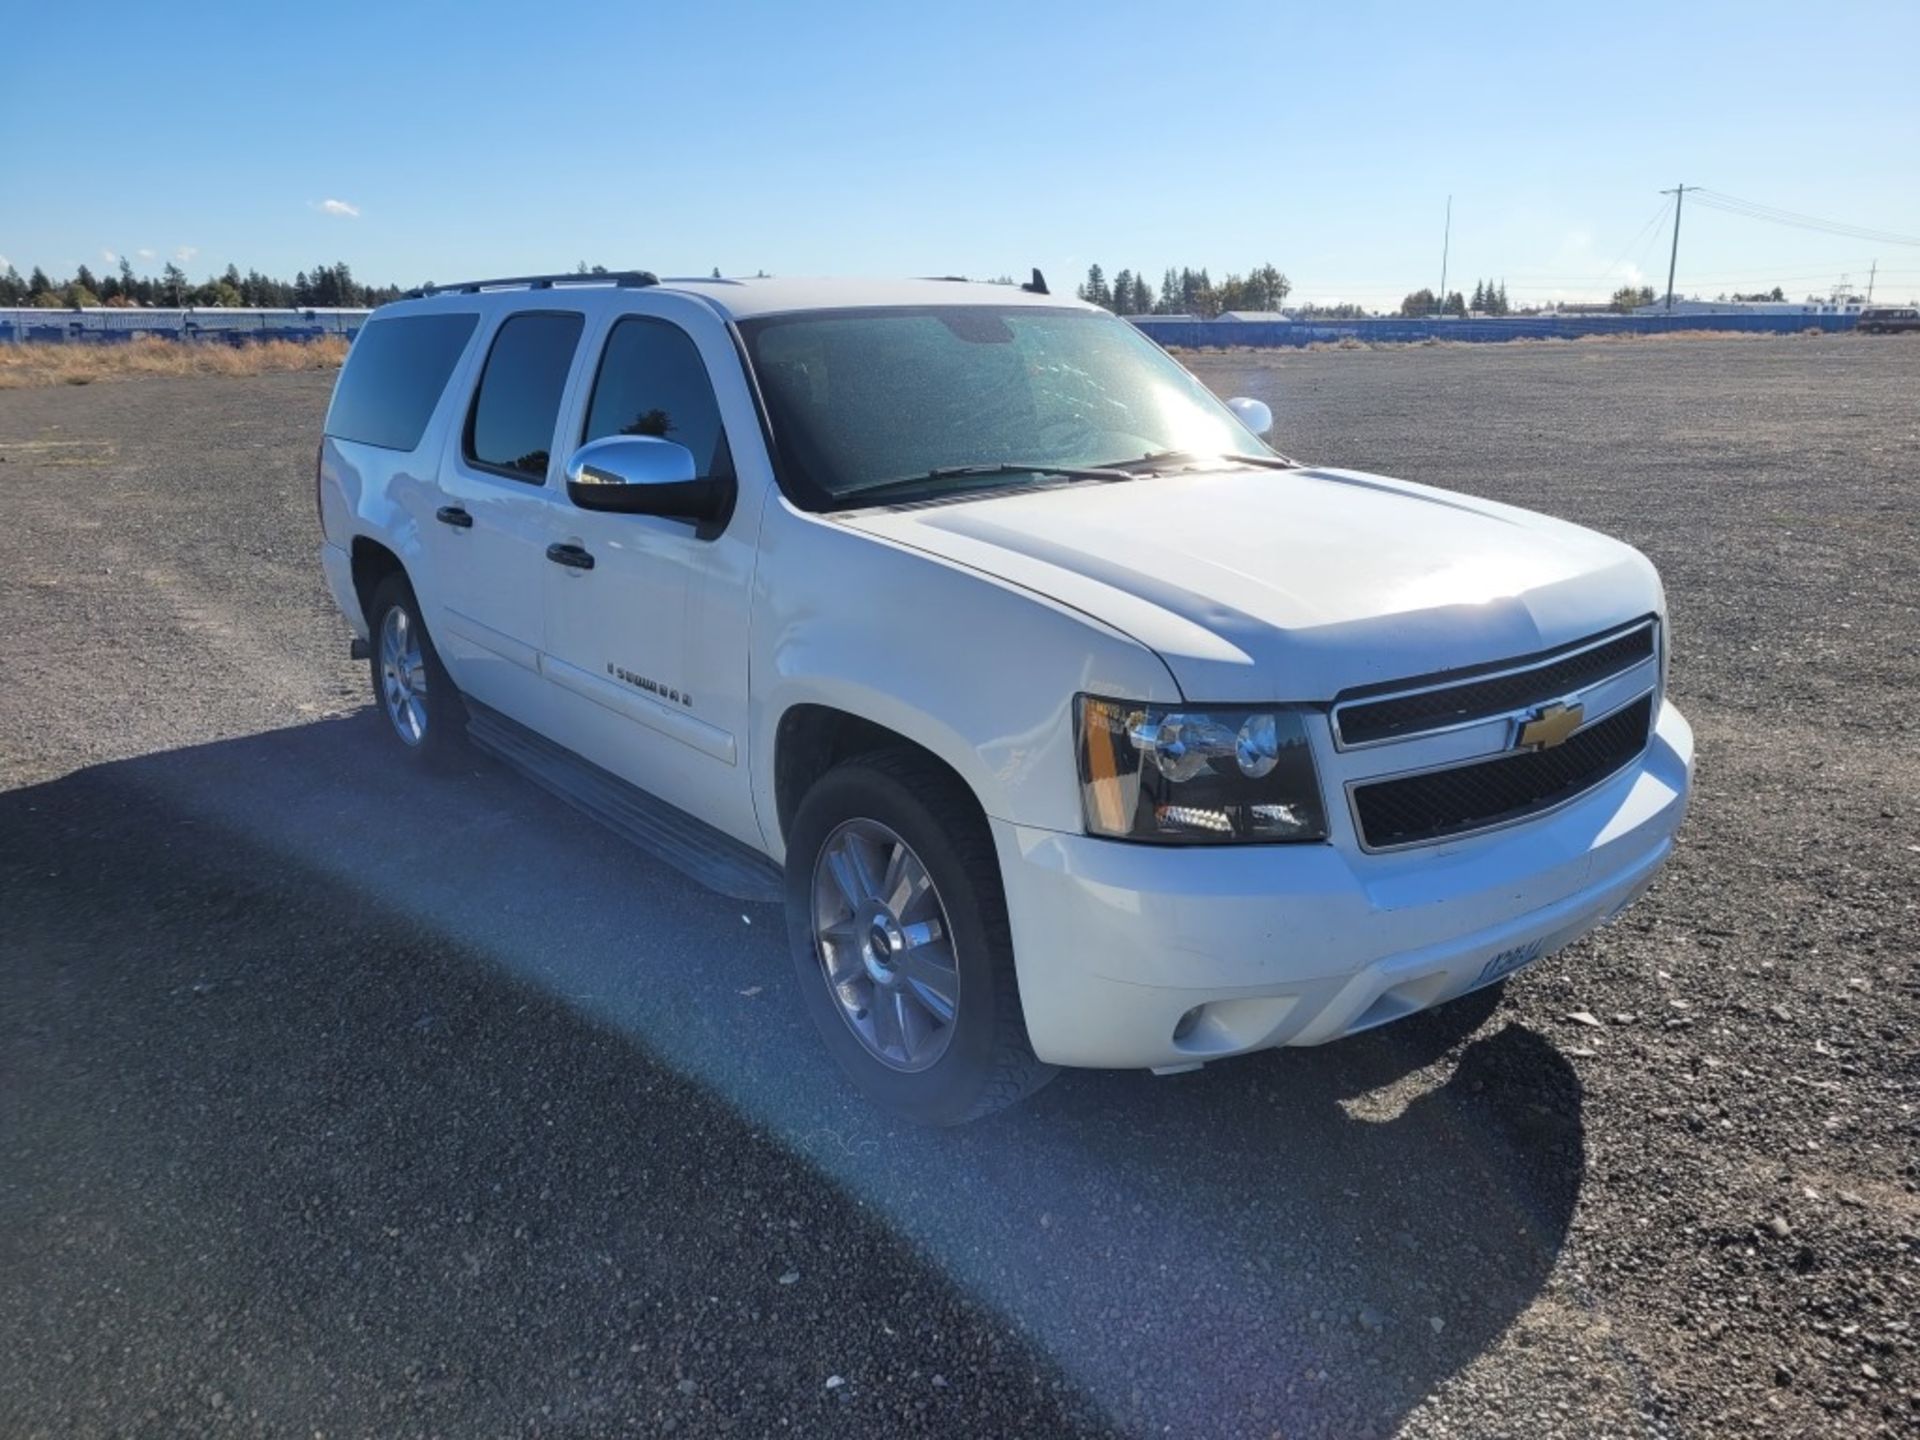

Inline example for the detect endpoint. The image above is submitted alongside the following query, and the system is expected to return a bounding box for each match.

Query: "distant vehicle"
[316,270,1693,1122]
[1857,306,1920,334]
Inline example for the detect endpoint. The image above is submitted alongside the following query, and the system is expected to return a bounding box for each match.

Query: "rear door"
[539,303,762,846]
[428,308,588,722]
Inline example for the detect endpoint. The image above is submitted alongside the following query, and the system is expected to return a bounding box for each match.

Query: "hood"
[837,465,1663,701]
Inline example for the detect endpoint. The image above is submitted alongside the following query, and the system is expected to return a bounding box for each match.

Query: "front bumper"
[994,699,1693,1070]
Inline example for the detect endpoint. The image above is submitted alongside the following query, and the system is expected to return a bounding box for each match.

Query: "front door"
[429,309,585,722]
[540,309,760,847]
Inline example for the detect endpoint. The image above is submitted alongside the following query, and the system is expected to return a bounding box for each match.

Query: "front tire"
[366,574,465,767]
[784,751,1055,1125]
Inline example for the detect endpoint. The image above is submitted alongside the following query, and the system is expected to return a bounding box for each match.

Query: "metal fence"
[1129,311,1863,348]
[0,307,372,345]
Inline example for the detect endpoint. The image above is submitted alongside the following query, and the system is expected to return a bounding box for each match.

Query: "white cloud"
[136,248,156,261]
[314,198,360,218]
[0,253,10,270]
[173,246,198,264]
[102,248,119,265]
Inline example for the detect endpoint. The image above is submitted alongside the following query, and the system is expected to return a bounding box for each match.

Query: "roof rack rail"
[402,270,659,300]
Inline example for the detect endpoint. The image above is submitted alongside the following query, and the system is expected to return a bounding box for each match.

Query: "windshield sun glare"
[738,306,1272,505]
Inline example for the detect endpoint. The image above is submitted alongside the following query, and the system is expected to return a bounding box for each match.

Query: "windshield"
[738,305,1273,506]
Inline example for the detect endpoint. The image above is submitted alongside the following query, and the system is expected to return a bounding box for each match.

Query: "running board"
[465,701,784,904]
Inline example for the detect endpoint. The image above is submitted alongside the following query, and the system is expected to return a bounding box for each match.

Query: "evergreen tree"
[0,266,24,304]
[1158,268,1178,313]
[1078,263,1112,309]
[27,266,52,297]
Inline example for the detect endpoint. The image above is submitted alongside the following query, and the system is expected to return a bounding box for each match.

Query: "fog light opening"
[1172,1006,1203,1043]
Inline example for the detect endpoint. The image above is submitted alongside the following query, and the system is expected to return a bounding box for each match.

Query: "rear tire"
[784,751,1055,1124]
[366,574,465,768]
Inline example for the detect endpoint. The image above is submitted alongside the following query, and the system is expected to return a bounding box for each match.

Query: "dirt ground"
[2,333,1915,1437]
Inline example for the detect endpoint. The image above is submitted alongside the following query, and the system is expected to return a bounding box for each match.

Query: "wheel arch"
[349,535,407,628]
[772,703,989,851]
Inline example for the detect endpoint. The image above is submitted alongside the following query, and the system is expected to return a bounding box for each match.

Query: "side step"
[465,701,784,905]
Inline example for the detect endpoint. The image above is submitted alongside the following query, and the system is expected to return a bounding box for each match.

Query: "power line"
[1690,189,1920,248]
[1581,197,1673,299]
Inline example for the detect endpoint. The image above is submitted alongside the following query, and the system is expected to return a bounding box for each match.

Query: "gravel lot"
[2,334,1915,1438]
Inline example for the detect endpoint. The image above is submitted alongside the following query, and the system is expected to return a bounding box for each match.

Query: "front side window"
[583,317,731,476]
[738,305,1272,507]
[465,311,585,482]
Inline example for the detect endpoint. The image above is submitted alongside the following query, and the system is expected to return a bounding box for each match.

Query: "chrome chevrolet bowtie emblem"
[1517,701,1584,750]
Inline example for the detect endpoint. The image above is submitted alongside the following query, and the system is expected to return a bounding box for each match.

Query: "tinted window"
[738,306,1269,505]
[465,311,585,481]
[324,313,477,451]
[583,318,731,475]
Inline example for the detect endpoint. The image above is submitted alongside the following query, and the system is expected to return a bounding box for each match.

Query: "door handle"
[435,505,474,529]
[546,542,595,571]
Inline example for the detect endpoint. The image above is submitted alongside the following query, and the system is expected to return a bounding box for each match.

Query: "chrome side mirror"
[1227,396,1273,437]
[563,435,734,537]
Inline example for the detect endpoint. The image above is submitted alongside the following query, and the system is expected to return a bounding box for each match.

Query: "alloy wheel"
[809,818,960,1071]
[378,604,428,746]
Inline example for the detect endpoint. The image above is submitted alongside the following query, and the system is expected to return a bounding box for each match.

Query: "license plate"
[1473,937,1546,988]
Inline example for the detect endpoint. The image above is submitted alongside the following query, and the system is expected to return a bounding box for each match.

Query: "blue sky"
[5,0,1918,305]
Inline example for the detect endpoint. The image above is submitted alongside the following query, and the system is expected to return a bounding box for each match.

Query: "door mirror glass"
[563,435,735,536]
[1226,396,1273,437]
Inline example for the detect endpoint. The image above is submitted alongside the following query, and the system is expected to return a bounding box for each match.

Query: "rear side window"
[465,312,585,482]
[583,317,731,476]
[324,313,477,451]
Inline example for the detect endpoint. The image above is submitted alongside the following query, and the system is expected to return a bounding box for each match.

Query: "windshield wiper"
[839,461,1137,505]
[1107,448,1300,471]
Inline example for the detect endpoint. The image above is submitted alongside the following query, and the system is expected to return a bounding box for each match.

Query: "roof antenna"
[1021,267,1049,296]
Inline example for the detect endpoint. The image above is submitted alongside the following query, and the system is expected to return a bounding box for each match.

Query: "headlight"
[1075,696,1328,843]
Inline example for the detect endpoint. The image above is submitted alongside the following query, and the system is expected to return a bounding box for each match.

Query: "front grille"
[1335,622,1656,747]
[1352,694,1654,850]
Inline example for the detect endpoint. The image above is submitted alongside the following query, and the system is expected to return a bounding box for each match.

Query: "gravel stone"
[5,335,1916,1439]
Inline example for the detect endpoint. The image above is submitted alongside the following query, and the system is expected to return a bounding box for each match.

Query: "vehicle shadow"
[1,714,1585,1439]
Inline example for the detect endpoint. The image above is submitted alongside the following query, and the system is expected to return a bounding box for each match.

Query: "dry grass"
[0,335,349,389]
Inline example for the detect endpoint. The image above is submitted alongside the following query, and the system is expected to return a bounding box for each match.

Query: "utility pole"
[1437,195,1452,317]
[1660,184,1692,313]
[1867,259,1877,302]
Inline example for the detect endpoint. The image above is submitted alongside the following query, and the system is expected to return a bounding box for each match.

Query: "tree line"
[1077,265,1534,320]
[0,258,403,310]
[1076,263,1292,317]
[1396,278,1511,317]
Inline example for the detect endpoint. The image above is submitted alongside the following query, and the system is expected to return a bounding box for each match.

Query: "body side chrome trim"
[540,653,738,765]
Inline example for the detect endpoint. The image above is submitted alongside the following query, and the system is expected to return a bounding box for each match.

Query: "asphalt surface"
[2,335,1916,1438]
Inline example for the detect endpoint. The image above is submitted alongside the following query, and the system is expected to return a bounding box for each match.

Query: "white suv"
[317,270,1693,1123]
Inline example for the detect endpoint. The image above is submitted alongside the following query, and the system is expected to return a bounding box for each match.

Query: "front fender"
[749,501,1178,860]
